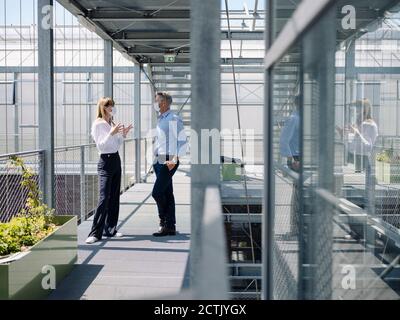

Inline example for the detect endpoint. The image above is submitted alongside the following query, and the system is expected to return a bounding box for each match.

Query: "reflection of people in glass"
[280,95,300,171]
[337,99,378,173]
[337,99,378,212]
[280,95,300,237]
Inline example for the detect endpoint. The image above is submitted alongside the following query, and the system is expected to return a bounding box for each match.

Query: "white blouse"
[91,119,123,154]
[348,121,379,156]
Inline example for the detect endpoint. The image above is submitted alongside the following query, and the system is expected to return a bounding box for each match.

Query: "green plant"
[9,156,54,218]
[376,148,400,164]
[0,156,57,257]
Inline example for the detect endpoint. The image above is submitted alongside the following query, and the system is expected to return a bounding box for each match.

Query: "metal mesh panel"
[373,136,400,229]
[54,147,81,217]
[141,138,147,179]
[0,151,42,222]
[272,171,299,299]
[84,145,100,220]
[121,139,135,190]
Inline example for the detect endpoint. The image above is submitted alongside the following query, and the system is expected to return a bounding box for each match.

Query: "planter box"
[0,215,77,300]
[384,162,400,184]
[375,161,400,184]
[221,163,244,181]
[376,160,384,183]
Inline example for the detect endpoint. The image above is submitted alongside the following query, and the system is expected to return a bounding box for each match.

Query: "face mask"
[153,102,160,113]
[109,107,116,116]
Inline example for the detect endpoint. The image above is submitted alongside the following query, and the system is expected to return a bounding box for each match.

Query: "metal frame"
[264,0,334,70]
[56,0,139,65]
[194,187,229,299]
[263,0,337,300]
[134,64,142,183]
[262,0,274,301]
[38,0,55,208]
[104,39,113,97]
[190,0,221,289]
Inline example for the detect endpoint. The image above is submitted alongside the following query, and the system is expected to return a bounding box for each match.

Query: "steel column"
[190,0,221,290]
[38,0,55,208]
[80,145,86,222]
[262,0,275,300]
[134,64,142,183]
[104,40,113,97]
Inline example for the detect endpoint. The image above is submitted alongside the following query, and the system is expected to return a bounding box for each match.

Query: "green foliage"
[376,148,400,164]
[0,156,57,257]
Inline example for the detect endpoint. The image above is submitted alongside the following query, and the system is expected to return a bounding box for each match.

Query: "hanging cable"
[141,64,158,93]
[177,94,191,115]
[224,0,259,297]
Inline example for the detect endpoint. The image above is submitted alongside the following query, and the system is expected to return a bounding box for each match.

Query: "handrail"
[0,138,150,164]
[53,138,137,152]
[0,149,44,159]
[54,143,96,151]
[193,186,229,299]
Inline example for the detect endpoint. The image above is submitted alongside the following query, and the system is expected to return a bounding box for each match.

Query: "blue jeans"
[152,158,179,229]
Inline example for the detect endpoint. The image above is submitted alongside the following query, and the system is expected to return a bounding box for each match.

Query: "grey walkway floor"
[48,166,191,300]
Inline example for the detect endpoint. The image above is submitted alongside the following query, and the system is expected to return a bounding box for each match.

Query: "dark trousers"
[152,156,179,229]
[287,156,300,235]
[88,152,121,239]
[348,152,369,172]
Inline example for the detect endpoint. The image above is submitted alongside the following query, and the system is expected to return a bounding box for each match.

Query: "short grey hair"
[157,91,173,106]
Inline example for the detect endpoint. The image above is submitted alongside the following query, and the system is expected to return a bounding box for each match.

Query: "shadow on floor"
[47,264,104,300]
[110,232,190,242]
[81,232,190,246]
[78,245,189,254]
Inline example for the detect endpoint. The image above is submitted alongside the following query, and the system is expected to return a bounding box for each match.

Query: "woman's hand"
[350,124,360,135]
[335,125,343,138]
[122,124,133,138]
[165,156,178,171]
[110,123,124,136]
[165,161,176,171]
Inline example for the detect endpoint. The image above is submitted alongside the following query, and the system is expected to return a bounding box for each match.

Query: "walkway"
[48,166,191,300]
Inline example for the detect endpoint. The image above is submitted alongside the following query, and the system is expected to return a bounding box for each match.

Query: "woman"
[86,97,132,244]
[336,99,378,171]
[336,99,379,215]
[348,99,378,172]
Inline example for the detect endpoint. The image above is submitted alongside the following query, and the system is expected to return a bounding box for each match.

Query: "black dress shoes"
[153,226,176,237]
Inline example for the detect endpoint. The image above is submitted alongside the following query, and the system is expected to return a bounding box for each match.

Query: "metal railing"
[0,149,44,222]
[0,138,151,224]
[194,186,229,299]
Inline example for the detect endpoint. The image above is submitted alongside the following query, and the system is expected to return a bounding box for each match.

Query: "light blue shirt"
[154,110,188,158]
[280,110,300,157]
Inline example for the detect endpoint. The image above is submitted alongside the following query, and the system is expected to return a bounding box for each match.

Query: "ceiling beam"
[57,0,139,65]
[116,31,263,42]
[127,47,189,55]
[135,56,264,65]
[89,9,190,21]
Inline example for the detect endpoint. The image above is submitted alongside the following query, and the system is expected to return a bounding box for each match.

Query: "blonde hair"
[355,99,373,123]
[96,97,114,120]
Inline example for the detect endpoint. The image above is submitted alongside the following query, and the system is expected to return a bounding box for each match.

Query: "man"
[279,95,301,237]
[152,92,187,237]
[280,95,300,172]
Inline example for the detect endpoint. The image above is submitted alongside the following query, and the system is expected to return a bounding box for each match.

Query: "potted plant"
[0,156,77,300]
[376,147,400,184]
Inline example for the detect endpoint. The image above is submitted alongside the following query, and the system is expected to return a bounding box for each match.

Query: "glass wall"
[0,0,154,154]
[269,0,400,299]
[0,0,154,223]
